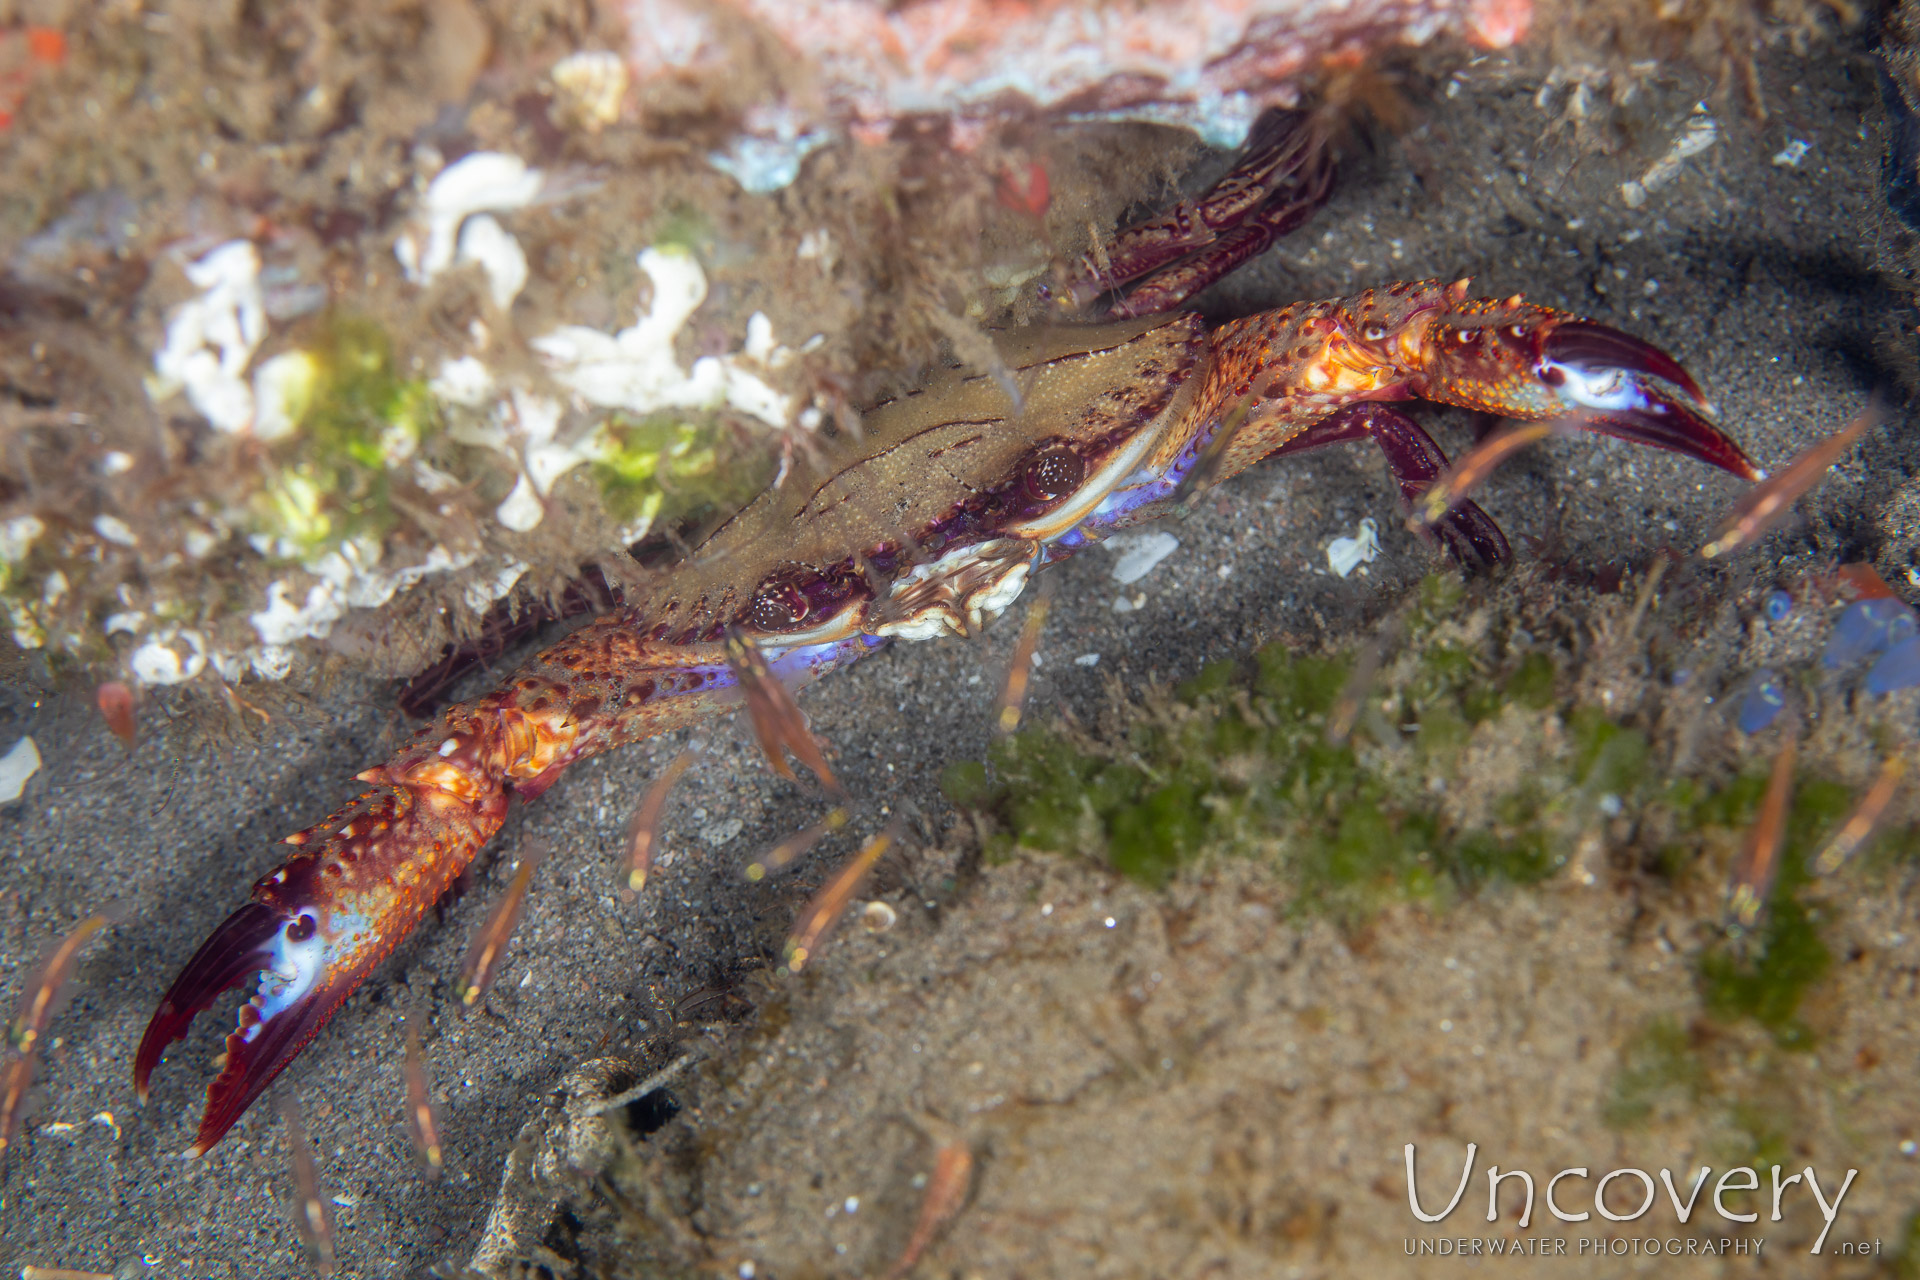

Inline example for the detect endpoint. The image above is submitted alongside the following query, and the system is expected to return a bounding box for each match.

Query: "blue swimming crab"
[134,109,1760,1154]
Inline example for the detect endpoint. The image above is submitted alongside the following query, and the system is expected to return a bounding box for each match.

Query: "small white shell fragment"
[103,610,146,636]
[534,247,814,430]
[860,900,898,933]
[182,526,220,559]
[796,229,832,261]
[1327,517,1380,578]
[0,735,41,804]
[100,451,135,475]
[430,355,496,406]
[396,151,544,287]
[707,121,834,193]
[93,515,137,547]
[496,474,546,532]
[131,628,209,685]
[1620,108,1716,208]
[148,240,267,434]
[550,50,629,129]
[1075,653,1101,667]
[1107,531,1180,585]
[514,391,603,498]
[464,559,529,612]
[0,515,45,562]
[1772,139,1810,167]
[245,645,292,680]
[699,816,745,847]
[457,213,530,309]
[247,544,475,649]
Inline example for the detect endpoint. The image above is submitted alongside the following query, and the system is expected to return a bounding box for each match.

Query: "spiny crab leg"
[1057,106,1335,318]
[133,630,865,1155]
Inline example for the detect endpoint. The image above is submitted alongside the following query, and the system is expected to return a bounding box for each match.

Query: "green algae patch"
[945,637,1573,908]
[250,316,436,556]
[1605,1018,1709,1129]
[1689,776,1852,1048]
[301,317,434,473]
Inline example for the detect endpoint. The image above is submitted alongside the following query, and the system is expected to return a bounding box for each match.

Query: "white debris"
[1772,138,1811,168]
[457,213,530,309]
[251,645,294,680]
[131,627,209,685]
[1326,517,1379,578]
[1106,530,1180,585]
[147,240,268,434]
[796,229,832,262]
[0,735,40,804]
[0,515,44,563]
[708,121,835,193]
[395,151,544,288]
[432,353,499,408]
[100,451,135,475]
[496,474,545,532]
[515,391,594,497]
[464,559,529,612]
[249,542,476,647]
[103,610,146,636]
[42,570,67,606]
[551,51,629,129]
[699,816,745,847]
[1620,107,1717,208]
[251,350,320,440]
[473,390,614,532]
[430,355,496,406]
[1074,653,1101,667]
[182,526,221,559]
[533,247,808,429]
[92,515,137,547]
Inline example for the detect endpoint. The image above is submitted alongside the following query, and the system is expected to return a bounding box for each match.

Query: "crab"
[132,108,1760,1157]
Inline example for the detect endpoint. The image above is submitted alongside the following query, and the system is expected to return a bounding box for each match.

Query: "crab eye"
[749,581,811,631]
[1361,322,1388,341]
[287,914,317,943]
[1021,446,1085,502]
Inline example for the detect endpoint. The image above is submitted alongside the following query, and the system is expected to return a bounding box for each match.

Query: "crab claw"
[1412,302,1763,483]
[1534,321,1761,481]
[134,897,368,1156]
[135,758,509,1154]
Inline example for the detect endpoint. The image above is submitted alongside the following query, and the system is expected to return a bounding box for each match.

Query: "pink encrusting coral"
[626,0,1532,147]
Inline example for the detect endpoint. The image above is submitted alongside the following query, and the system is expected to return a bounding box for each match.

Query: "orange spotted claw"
[136,755,509,1154]
[1406,293,1762,483]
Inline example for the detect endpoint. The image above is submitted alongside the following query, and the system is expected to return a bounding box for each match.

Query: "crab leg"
[134,626,873,1155]
[1268,404,1512,569]
[1059,106,1335,317]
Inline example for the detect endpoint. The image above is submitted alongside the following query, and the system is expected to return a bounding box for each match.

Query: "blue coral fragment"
[1764,590,1793,622]
[1737,670,1787,733]
[1823,598,1920,668]
[1867,636,1920,694]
